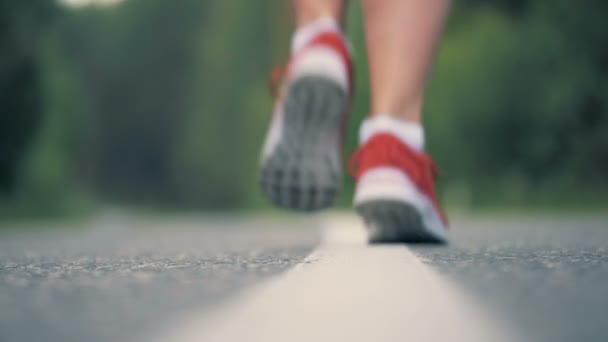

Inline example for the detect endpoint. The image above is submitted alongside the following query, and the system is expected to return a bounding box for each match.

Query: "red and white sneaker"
[259,31,354,212]
[349,133,449,243]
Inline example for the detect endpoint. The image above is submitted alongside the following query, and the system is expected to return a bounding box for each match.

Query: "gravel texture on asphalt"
[0,213,319,342]
[1,213,607,342]
[412,214,608,342]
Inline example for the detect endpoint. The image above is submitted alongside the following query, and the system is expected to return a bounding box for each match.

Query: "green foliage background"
[1,0,607,218]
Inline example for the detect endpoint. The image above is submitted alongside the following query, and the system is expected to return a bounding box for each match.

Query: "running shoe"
[349,133,448,243]
[259,31,354,212]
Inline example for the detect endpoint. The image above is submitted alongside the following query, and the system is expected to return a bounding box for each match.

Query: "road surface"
[0,212,607,341]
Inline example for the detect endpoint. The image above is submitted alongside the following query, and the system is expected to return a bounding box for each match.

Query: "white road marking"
[156,214,518,342]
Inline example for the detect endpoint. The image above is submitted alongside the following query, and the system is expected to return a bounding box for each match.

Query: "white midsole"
[354,167,448,241]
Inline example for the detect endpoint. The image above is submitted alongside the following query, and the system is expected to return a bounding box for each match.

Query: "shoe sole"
[355,200,446,244]
[260,76,347,212]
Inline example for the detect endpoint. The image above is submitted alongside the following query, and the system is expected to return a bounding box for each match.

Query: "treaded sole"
[260,76,346,212]
[355,200,446,244]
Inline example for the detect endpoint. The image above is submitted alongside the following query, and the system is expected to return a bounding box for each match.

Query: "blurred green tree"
[56,0,275,209]
[0,0,55,192]
[2,0,606,217]
[425,0,608,207]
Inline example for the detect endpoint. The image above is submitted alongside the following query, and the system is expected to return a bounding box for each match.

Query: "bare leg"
[362,0,451,123]
[292,0,347,27]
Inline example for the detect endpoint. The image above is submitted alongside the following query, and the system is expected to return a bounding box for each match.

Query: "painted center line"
[156,215,518,342]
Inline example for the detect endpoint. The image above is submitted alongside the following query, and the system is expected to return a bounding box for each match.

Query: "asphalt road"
[0,212,607,342]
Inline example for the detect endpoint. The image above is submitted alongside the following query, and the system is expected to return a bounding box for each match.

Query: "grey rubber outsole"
[355,200,446,244]
[260,76,347,212]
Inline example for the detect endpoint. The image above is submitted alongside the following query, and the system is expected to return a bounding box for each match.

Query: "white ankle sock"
[291,17,341,53]
[360,115,425,152]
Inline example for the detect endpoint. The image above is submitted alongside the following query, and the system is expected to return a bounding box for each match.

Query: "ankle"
[360,115,425,152]
[292,17,342,53]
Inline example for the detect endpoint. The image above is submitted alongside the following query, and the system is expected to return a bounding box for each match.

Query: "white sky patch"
[60,0,124,7]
